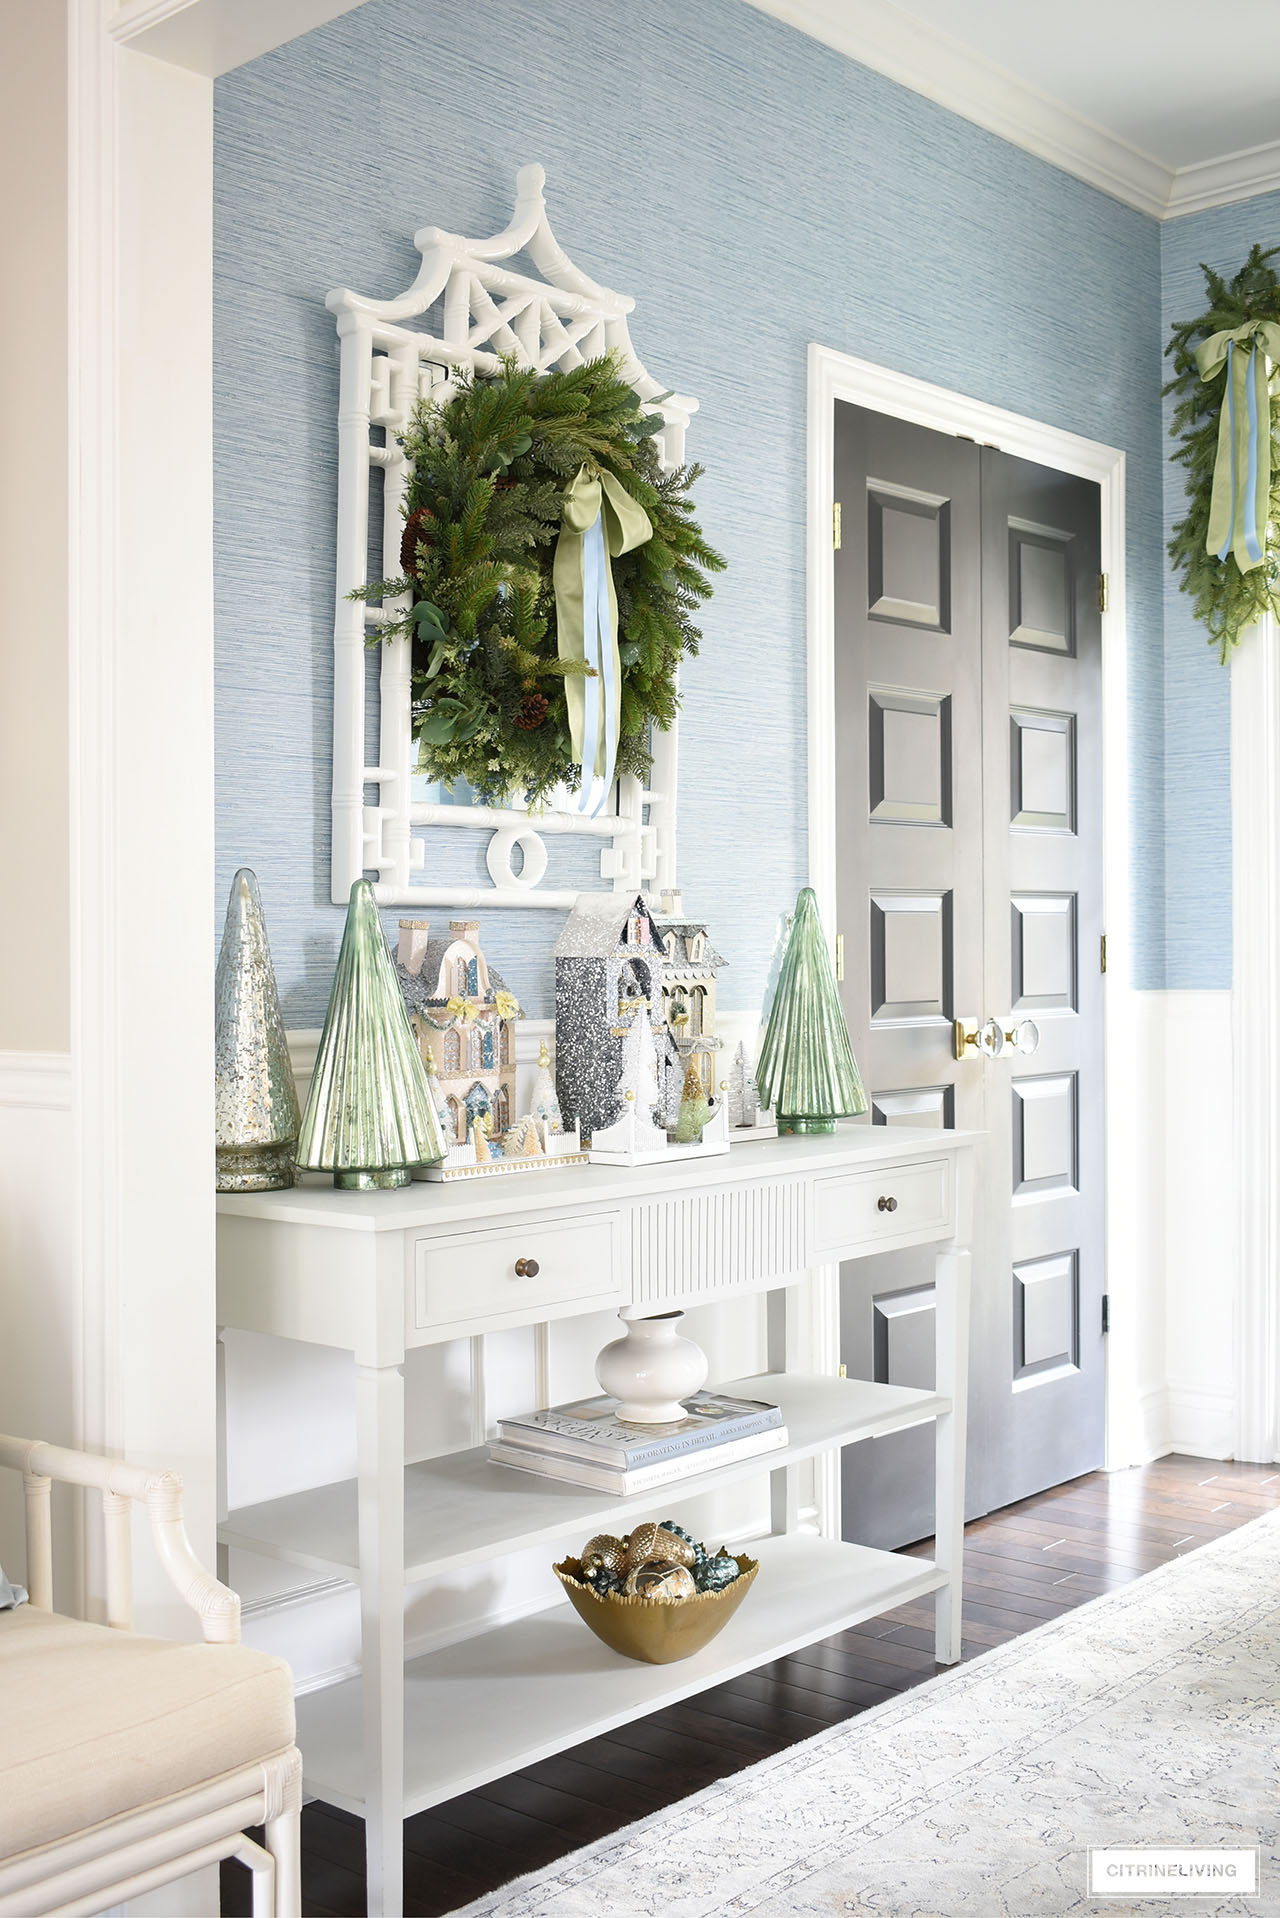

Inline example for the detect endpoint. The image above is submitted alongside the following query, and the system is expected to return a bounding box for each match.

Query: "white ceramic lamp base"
[594,1309,709,1422]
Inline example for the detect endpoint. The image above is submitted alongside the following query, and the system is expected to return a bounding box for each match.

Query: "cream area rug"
[457,1510,1280,1918]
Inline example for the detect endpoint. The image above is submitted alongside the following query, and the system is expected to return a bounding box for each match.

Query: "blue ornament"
[699,1551,739,1592]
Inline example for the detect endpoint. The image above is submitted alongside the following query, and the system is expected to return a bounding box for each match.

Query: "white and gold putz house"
[652,886,727,1098]
[393,919,518,1144]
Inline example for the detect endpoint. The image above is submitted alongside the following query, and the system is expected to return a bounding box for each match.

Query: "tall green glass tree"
[756,889,867,1135]
[295,881,445,1188]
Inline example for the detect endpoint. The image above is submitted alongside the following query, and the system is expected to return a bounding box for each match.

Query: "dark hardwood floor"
[221,1453,1280,1917]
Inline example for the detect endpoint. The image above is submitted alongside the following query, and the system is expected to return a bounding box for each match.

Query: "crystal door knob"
[1004,1019,1040,1056]
[953,1017,1005,1059]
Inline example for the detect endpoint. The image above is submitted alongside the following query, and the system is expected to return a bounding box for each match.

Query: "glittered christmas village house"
[652,895,727,1102]
[555,895,667,1142]
[393,919,518,1145]
[554,892,730,1160]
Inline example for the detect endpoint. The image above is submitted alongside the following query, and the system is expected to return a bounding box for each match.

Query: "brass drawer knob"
[877,1195,898,1214]
[514,1257,540,1278]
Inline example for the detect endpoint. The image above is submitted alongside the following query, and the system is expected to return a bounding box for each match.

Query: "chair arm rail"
[0,1435,240,1643]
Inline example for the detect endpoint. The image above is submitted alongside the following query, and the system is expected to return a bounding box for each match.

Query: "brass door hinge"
[1097,572,1109,614]
[833,501,842,550]
[1100,933,1107,974]
[835,932,845,980]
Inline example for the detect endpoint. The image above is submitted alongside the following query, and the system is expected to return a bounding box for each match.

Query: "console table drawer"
[413,1213,622,1336]
[811,1158,951,1256]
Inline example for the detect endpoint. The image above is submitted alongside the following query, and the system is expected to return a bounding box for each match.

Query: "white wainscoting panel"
[1130,990,1236,1463]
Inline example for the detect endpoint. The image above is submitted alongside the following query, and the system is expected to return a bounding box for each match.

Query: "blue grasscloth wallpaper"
[214,0,1169,1023]
[1160,195,1280,989]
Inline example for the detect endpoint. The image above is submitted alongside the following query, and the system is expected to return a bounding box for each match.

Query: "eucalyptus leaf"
[419,708,458,744]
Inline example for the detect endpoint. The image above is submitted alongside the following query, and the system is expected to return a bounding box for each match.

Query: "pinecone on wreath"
[515,691,549,730]
[400,507,434,577]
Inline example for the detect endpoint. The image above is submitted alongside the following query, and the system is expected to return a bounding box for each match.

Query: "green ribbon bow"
[1195,320,1280,572]
[553,465,652,805]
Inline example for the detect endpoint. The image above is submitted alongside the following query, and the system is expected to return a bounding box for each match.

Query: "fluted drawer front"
[631,1180,807,1305]
[414,1213,622,1336]
[811,1159,951,1257]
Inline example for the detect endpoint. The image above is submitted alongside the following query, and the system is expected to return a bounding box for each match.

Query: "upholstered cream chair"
[0,1436,301,1918]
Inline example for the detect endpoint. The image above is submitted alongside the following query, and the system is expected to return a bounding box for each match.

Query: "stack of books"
[487,1389,787,1494]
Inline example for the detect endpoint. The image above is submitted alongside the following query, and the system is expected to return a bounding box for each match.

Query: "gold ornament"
[580,1533,627,1576]
[625,1522,697,1571]
[625,1559,697,1600]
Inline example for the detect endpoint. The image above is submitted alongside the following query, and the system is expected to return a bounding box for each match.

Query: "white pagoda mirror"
[326,165,697,911]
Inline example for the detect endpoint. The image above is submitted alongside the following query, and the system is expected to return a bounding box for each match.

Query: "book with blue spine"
[494,1389,783,1468]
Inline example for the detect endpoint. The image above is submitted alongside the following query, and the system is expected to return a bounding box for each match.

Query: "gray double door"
[834,402,1104,1546]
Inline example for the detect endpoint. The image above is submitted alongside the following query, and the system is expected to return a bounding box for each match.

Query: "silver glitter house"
[554,894,670,1141]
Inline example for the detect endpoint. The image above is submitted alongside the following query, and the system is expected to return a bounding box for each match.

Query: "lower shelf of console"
[296,1532,946,1819]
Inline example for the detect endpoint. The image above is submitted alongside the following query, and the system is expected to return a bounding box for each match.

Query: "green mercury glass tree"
[755,888,867,1135]
[295,880,445,1189]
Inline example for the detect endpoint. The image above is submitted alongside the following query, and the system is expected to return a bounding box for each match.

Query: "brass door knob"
[514,1257,540,1278]
[877,1195,898,1214]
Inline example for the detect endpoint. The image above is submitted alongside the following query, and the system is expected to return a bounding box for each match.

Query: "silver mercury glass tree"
[295,880,445,1189]
[214,868,301,1191]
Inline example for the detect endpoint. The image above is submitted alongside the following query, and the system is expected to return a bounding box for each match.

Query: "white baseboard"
[1165,1387,1237,1461]
[0,1051,72,1110]
[1134,1386,1173,1466]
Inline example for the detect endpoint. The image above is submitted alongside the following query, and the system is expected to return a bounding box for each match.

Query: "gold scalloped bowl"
[553,1554,759,1664]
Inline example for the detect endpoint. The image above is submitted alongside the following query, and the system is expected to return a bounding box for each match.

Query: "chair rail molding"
[804,342,1142,1470]
[1231,616,1280,1463]
[0,1052,73,1111]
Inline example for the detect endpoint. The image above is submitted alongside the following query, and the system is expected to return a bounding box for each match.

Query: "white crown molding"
[107,0,374,78]
[744,0,1172,216]
[745,0,1280,219]
[1165,138,1280,220]
[0,1052,73,1111]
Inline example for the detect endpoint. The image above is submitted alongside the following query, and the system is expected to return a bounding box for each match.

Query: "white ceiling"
[747,0,1280,215]
[887,0,1280,169]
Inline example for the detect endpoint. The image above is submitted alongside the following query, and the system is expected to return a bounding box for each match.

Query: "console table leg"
[357,1360,405,1918]
[766,1286,799,1535]
[933,1244,970,1665]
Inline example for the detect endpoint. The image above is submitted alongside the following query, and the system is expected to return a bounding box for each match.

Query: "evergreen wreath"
[1165,243,1280,661]
[358,354,725,805]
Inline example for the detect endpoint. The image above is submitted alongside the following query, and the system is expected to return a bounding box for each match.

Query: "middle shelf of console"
[219,1370,951,1586]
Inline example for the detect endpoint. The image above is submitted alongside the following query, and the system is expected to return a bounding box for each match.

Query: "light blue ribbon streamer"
[573,513,620,817]
[1244,342,1264,565]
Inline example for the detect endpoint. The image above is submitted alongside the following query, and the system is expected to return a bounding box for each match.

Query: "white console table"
[217,1124,977,1915]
